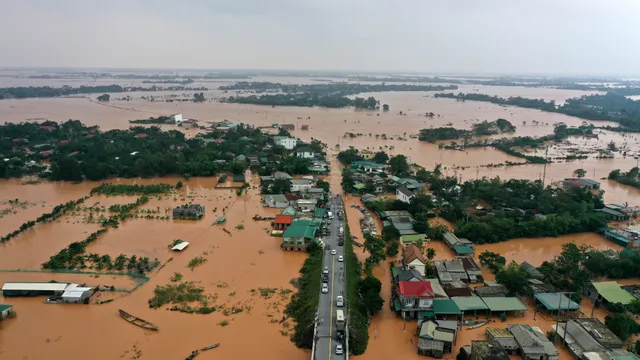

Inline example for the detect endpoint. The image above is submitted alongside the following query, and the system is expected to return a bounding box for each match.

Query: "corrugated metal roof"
[452,296,488,311]
[433,299,462,314]
[487,328,513,338]
[0,304,13,311]
[591,281,635,305]
[482,297,527,312]
[535,293,580,310]
[2,282,75,292]
[172,241,190,251]
[62,287,92,299]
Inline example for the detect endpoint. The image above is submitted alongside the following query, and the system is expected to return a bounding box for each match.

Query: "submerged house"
[418,319,457,357]
[509,324,558,360]
[396,281,435,319]
[263,194,290,208]
[555,318,625,360]
[173,204,205,219]
[467,340,510,360]
[583,281,634,306]
[2,282,79,297]
[403,245,427,276]
[60,287,93,304]
[0,304,14,320]
[281,221,317,251]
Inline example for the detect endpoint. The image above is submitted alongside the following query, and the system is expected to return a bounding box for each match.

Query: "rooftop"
[401,234,426,244]
[482,297,527,312]
[283,224,316,239]
[296,146,314,153]
[471,340,510,360]
[404,244,426,264]
[509,324,558,357]
[433,299,462,315]
[591,281,635,305]
[399,281,434,297]
[535,293,580,311]
[274,215,293,225]
[264,194,288,203]
[452,296,489,311]
[2,282,76,292]
[0,304,13,312]
[397,187,414,197]
[487,328,514,338]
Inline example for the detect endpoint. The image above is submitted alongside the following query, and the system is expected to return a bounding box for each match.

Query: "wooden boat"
[223,228,231,235]
[96,299,114,305]
[185,350,199,360]
[252,215,275,221]
[118,309,159,331]
[467,320,488,330]
[201,343,220,351]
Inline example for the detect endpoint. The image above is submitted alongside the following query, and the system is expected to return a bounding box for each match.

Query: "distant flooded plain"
[1,76,639,359]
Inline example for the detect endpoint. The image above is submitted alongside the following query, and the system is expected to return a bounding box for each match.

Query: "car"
[338,255,343,262]
[323,266,329,274]
[322,274,329,283]
[322,283,329,293]
[336,296,344,307]
[331,249,337,255]
[335,344,344,355]
[338,241,344,246]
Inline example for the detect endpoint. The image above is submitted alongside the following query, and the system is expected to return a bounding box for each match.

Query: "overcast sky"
[1,0,639,76]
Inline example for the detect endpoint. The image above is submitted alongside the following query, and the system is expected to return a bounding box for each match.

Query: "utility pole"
[555,291,573,344]
[542,145,549,187]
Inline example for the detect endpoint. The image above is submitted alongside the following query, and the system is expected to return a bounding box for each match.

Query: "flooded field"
[1,76,640,359]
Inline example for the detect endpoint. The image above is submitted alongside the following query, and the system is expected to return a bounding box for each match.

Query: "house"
[534,293,580,318]
[291,179,314,192]
[281,222,317,251]
[296,147,315,159]
[386,211,416,235]
[475,285,509,298]
[273,215,293,230]
[436,260,469,283]
[296,199,318,212]
[350,161,386,173]
[418,319,457,357]
[234,154,247,162]
[173,204,205,219]
[171,114,184,123]
[520,262,543,279]
[583,281,634,306]
[555,318,624,360]
[279,124,295,131]
[273,136,297,150]
[274,171,292,180]
[562,178,601,190]
[468,340,510,360]
[394,268,425,283]
[281,206,297,216]
[403,245,427,275]
[461,257,483,283]
[401,234,427,245]
[397,281,435,319]
[0,304,14,320]
[232,173,246,183]
[2,282,78,297]
[596,207,629,221]
[263,194,290,208]
[302,188,325,199]
[486,328,519,354]
[508,324,558,360]
[61,287,93,304]
[397,187,416,203]
[443,231,474,255]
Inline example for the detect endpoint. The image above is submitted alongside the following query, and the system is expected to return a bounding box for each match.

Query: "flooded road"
[1,77,640,359]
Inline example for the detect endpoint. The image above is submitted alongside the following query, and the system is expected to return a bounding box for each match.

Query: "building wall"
[292,183,313,192]
[407,260,426,276]
[0,308,11,319]
[297,151,314,158]
[277,139,297,150]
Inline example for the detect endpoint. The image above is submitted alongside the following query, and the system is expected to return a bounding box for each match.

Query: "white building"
[172,114,184,124]
[291,179,314,192]
[61,287,93,304]
[274,136,298,150]
[397,187,416,203]
[296,147,315,159]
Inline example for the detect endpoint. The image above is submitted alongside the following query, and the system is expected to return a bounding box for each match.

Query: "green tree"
[389,155,410,176]
[382,104,389,111]
[97,94,110,102]
[373,151,389,164]
[341,168,355,193]
[363,235,386,265]
[175,181,183,189]
[605,314,640,340]
[426,248,436,261]
[316,179,330,193]
[357,276,384,315]
[573,168,587,178]
[495,261,529,295]
[381,225,400,242]
[386,241,399,256]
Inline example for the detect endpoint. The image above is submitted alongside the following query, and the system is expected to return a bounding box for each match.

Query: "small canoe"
[467,320,488,330]
[201,343,220,351]
[185,350,199,360]
[118,309,159,331]
[97,299,114,305]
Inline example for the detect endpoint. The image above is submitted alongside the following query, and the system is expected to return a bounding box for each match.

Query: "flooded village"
[3,70,640,360]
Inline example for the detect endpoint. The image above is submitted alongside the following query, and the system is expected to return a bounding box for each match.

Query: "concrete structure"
[172,204,205,219]
[486,328,519,354]
[61,287,93,304]
[403,245,427,276]
[171,114,184,123]
[397,281,435,319]
[263,194,290,208]
[273,136,297,150]
[509,324,558,360]
[291,179,314,192]
[296,198,318,212]
[295,146,315,159]
[0,304,13,320]
[2,282,79,297]
[397,186,416,203]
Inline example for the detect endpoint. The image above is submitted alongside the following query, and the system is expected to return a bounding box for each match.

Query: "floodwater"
[1,76,640,359]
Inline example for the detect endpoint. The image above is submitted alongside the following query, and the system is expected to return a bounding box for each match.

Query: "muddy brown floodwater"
[1,77,640,359]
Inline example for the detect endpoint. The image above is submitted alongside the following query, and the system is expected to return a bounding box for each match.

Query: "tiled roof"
[399,281,434,297]
[274,215,293,225]
[403,244,426,264]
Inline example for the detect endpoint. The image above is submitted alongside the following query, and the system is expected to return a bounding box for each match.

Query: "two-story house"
[397,186,416,203]
[291,179,314,192]
[403,244,427,276]
[397,281,435,319]
[273,136,297,150]
[295,146,315,159]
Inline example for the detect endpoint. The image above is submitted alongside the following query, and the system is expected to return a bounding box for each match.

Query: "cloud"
[0,0,638,75]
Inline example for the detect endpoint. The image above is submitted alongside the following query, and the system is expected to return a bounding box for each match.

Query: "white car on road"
[336,344,344,355]
[323,266,329,274]
[331,249,337,255]
[338,255,343,262]
[322,283,329,293]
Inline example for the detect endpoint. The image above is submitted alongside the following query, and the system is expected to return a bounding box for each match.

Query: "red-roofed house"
[59,140,70,144]
[397,280,434,319]
[403,244,427,276]
[272,215,293,230]
[40,151,52,158]
[40,125,56,131]
[135,133,148,138]
[12,138,22,143]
